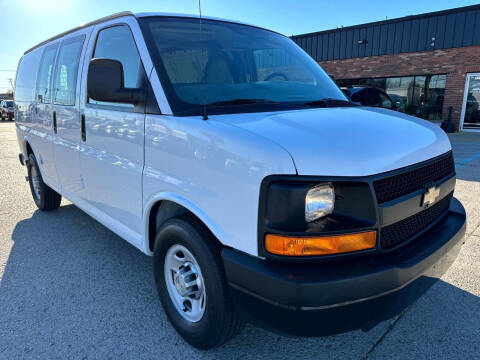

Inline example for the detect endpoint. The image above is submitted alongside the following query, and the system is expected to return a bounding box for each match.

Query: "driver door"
[78,21,147,243]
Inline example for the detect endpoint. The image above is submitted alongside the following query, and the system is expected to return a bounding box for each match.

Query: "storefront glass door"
[461,74,480,131]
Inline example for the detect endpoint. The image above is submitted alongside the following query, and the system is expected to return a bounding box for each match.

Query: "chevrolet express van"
[14,12,466,349]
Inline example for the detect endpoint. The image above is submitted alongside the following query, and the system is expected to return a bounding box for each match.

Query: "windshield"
[6,101,13,107]
[139,17,347,116]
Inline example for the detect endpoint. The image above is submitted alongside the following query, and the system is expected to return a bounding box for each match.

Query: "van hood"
[213,107,452,176]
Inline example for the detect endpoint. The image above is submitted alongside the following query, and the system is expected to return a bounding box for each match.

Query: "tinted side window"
[36,44,59,103]
[89,25,143,109]
[53,35,85,106]
[378,92,394,109]
[350,91,365,103]
[14,49,41,103]
[363,89,382,107]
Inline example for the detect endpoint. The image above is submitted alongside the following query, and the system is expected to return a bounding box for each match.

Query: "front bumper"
[222,197,466,336]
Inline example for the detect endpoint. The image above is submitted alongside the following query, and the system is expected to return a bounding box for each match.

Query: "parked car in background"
[388,93,406,111]
[342,86,397,110]
[15,12,466,349]
[1,100,14,120]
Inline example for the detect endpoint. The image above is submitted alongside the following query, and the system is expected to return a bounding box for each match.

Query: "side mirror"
[87,58,144,105]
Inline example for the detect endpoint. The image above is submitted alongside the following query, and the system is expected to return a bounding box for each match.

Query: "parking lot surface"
[0,121,479,359]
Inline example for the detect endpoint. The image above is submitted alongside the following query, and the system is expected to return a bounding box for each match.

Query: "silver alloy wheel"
[30,164,41,200]
[164,244,206,322]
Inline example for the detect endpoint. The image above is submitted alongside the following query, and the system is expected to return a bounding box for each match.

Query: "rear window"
[14,48,42,103]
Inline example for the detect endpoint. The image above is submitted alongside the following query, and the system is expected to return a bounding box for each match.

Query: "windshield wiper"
[205,98,278,107]
[304,98,357,108]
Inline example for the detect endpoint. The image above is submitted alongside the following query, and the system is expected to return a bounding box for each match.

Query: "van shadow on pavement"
[0,205,479,359]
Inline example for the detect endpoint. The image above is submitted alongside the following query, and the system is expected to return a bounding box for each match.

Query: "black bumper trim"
[222,197,466,334]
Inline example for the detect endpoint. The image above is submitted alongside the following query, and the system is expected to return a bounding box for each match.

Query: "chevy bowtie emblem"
[422,186,440,207]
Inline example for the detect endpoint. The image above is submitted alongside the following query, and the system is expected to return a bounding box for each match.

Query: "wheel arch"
[144,193,227,255]
[22,136,48,180]
[25,138,33,155]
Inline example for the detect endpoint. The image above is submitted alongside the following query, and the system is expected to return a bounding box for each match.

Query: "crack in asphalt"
[362,310,407,360]
[466,222,480,237]
[362,228,477,359]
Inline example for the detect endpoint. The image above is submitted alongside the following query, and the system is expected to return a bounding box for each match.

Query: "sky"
[1,0,479,93]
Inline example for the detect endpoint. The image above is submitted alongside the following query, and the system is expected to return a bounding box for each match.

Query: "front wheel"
[153,217,244,349]
[27,153,61,210]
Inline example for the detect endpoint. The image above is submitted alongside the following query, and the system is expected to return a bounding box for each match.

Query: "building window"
[423,75,446,121]
[337,74,446,121]
[385,76,414,113]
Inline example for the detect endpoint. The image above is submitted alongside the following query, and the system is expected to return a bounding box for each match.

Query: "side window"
[379,92,394,109]
[36,44,59,103]
[53,35,85,106]
[350,91,365,104]
[363,89,382,107]
[89,25,143,109]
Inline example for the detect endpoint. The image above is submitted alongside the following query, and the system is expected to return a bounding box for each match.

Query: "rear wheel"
[153,217,244,349]
[27,153,61,210]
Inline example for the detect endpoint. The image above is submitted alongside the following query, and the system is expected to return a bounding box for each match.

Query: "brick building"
[292,4,480,131]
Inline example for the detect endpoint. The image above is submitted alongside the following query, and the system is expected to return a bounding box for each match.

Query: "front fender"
[143,192,227,255]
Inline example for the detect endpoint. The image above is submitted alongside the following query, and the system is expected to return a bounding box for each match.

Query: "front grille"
[380,193,452,251]
[373,152,454,204]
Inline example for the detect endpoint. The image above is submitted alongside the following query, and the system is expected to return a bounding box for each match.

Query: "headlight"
[305,183,335,222]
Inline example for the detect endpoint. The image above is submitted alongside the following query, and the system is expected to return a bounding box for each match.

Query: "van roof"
[24,11,264,55]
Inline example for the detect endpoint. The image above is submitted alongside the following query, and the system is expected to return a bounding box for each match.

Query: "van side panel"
[143,115,297,256]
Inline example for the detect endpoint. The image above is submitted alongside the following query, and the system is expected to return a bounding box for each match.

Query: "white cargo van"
[15,12,466,349]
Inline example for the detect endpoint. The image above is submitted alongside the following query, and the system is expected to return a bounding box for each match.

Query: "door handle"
[53,111,57,134]
[81,114,86,142]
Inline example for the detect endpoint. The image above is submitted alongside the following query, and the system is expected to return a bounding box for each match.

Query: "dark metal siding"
[292,5,480,61]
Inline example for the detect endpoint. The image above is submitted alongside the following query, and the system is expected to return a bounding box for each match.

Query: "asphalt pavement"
[0,121,479,359]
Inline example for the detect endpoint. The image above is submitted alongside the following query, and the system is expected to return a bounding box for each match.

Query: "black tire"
[27,153,61,210]
[153,216,244,349]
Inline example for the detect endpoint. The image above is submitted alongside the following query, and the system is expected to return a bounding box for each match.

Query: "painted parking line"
[455,151,480,168]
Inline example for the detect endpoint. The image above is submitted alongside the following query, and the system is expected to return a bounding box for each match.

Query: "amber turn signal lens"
[265,231,376,256]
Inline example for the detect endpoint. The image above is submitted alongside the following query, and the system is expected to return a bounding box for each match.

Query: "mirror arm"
[115,88,145,105]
